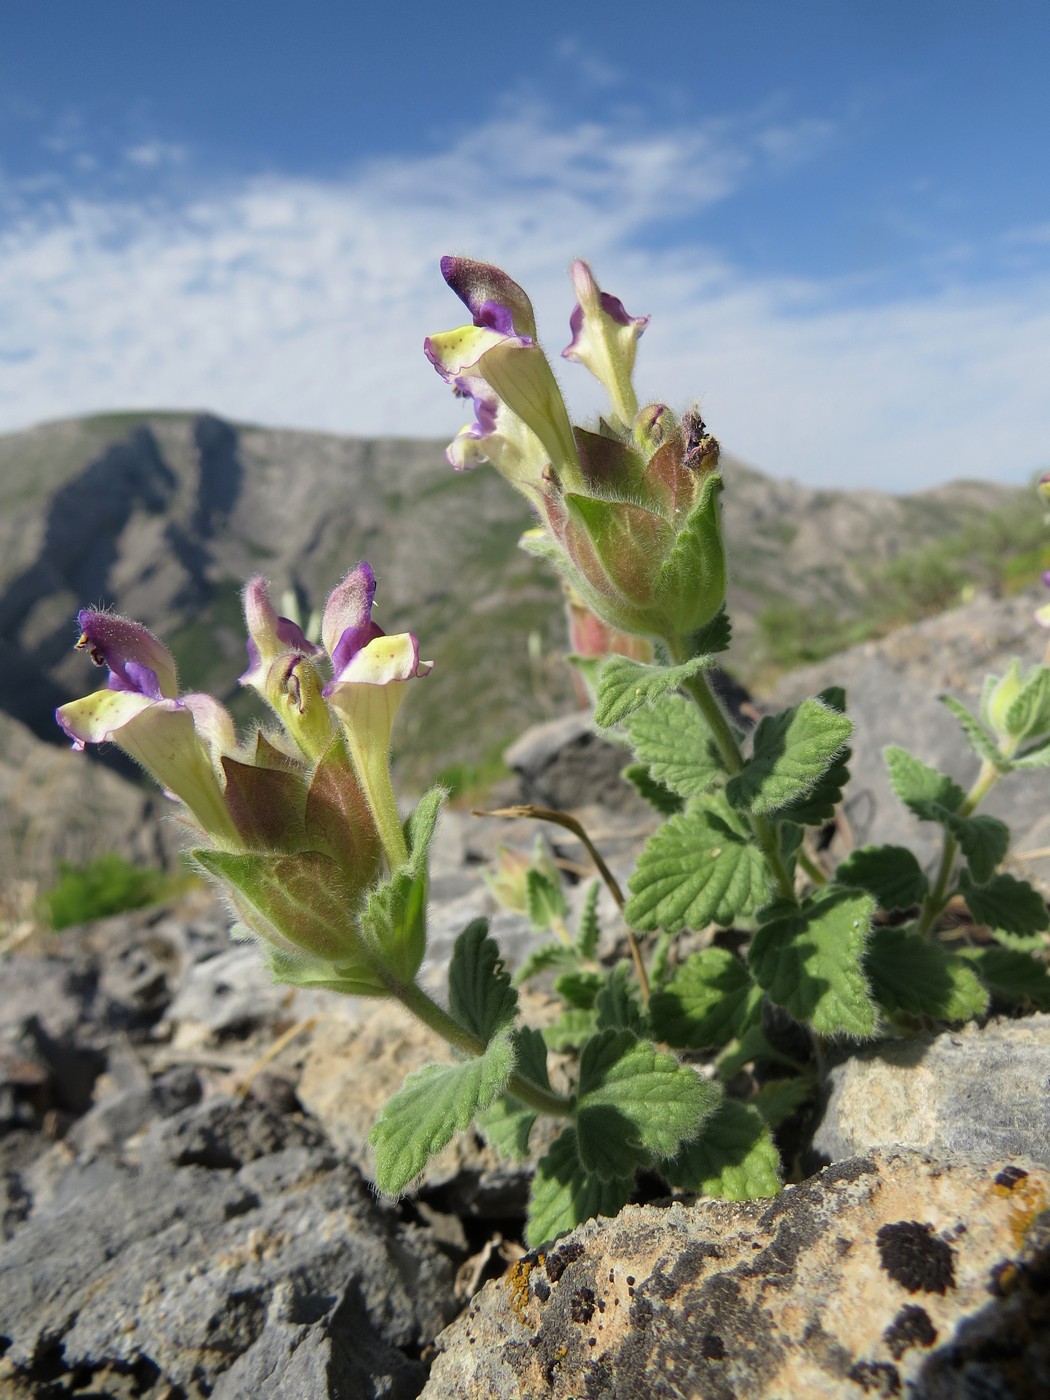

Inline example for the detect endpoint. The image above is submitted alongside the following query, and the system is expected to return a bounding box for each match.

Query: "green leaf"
[513,942,578,985]
[476,1027,551,1161]
[884,747,965,820]
[1005,665,1050,741]
[947,813,1010,885]
[622,764,685,815]
[526,1128,633,1248]
[961,872,1049,936]
[594,961,647,1034]
[817,686,847,714]
[749,890,878,1037]
[194,848,384,987]
[716,1018,780,1079]
[406,786,446,870]
[361,865,428,983]
[448,920,518,1042]
[662,1101,780,1201]
[576,1029,721,1179]
[649,948,761,1050]
[542,1007,598,1051]
[865,925,989,1022]
[625,798,770,932]
[1013,736,1050,769]
[941,697,1006,770]
[554,969,605,1010]
[575,881,601,959]
[993,928,1049,953]
[683,607,732,660]
[594,654,713,729]
[525,866,569,930]
[835,845,929,910]
[726,699,852,817]
[774,749,851,826]
[649,930,674,987]
[656,471,728,636]
[624,693,724,799]
[752,1078,814,1129]
[369,1033,515,1195]
[957,946,1050,1011]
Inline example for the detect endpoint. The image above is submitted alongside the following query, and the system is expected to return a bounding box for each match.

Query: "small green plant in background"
[54,256,1050,1249]
[41,852,188,930]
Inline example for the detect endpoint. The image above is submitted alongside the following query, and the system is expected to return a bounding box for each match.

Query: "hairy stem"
[916,757,1002,936]
[391,976,575,1119]
[673,655,797,904]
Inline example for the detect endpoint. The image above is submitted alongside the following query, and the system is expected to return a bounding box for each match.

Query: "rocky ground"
[2,588,1049,1398]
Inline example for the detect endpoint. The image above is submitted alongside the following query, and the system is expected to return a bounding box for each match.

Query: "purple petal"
[76,610,179,699]
[321,562,380,663]
[440,256,538,339]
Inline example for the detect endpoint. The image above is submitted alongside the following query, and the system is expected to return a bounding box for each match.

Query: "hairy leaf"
[370,1033,515,1195]
[526,1128,633,1248]
[448,920,518,1042]
[649,948,760,1050]
[513,942,578,985]
[749,890,878,1037]
[1005,665,1050,741]
[622,763,685,815]
[554,969,605,1010]
[594,961,647,1034]
[525,866,569,931]
[626,799,770,932]
[865,925,989,1022]
[476,1027,551,1162]
[726,699,852,817]
[361,866,428,984]
[835,845,929,911]
[594,654,713,729]
[884,746,965,820]
[752,1078,815,1129]
[1013,736,1050,769]
[958,946,1050,1010]
[576,1029,721,1179]
[575,881,601,959]
[941,696,1006,769]
[625,693,724,798]
[543,1007,598,1051]
[947,813,1010,886]
[406,786,446,870]
[961,872,1049,936]
[663,1101,780,1200]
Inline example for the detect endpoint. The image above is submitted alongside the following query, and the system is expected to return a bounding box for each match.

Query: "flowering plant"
[58,259,1050,1248]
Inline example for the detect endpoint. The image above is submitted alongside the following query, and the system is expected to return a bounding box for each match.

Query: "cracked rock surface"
[421,1150,1050,1400]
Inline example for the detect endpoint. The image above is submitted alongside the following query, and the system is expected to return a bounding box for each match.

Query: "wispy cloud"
[0,103,1046,490]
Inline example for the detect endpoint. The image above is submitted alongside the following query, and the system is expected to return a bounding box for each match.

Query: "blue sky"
[1,0,1048,489]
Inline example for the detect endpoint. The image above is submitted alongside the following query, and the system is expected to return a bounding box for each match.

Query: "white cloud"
[0,104,1047,491]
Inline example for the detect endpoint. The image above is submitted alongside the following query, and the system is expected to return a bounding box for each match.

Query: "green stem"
[673,653,797,905]
[798,849,829,886]
[351,741,409,871]
[392,976,574,1120]
[916,757,1002,936]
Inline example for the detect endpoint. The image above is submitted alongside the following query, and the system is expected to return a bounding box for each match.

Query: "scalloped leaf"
[625,798,770,932]
[961,871,1049,936]
[526,1128,633,1248]
[448,920,518,1042]
[884,746,965,819]
[748,890,877,1037]
[662,1100,780,1200]
[370,1033,515,1195]
[865,925,989,1022]
[476,1027,551,1162]
[594,654,713,729]
[649,948,761,1050]
[958,945,1050,1010]
[625,693,724,798]
[835,845,929,911]
[941,696,1007,770]
[726,699,852,817]
[576,1029,721,1179]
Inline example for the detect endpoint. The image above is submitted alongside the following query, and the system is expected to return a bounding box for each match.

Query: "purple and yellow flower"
[56,563,432,990]
[427,256,727,645]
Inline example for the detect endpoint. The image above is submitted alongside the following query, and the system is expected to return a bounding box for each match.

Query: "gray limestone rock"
[0,1097,457,1398]
[421,1149,1050,1400]
[814,1014,1050,1170]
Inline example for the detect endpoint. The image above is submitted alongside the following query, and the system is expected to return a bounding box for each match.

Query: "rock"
[421,1149,1050,1400]
[0,1095,458,1397]
[295,1007,530,1218]
[770,586,1050,891]
[813,1015,1050,1170]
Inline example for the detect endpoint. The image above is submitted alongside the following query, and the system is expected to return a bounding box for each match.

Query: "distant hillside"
[0,411,1038,789]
